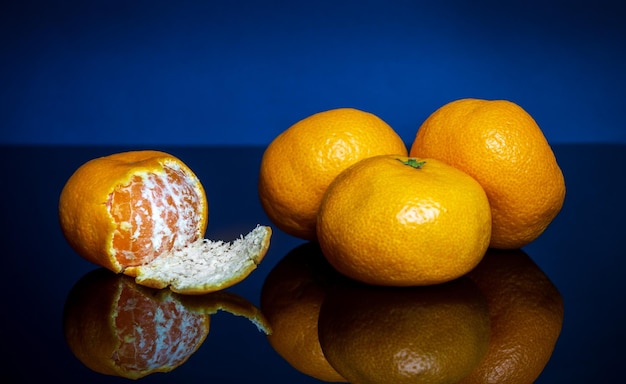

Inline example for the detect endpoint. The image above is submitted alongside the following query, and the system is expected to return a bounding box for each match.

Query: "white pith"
[109,161,204,265]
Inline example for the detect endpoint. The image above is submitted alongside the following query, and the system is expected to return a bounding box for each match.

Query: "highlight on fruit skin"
[63,268,271,380]
[58,150,272,294]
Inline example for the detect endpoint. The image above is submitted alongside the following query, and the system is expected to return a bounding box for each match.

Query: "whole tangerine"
[410,98,565,249]
[317,155,491,286]
[258,108,407,241]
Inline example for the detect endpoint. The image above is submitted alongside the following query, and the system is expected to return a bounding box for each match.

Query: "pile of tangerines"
[258,98,565,383]
[259,98,565,286]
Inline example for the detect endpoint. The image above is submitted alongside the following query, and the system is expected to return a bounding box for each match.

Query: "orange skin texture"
[461,249,564,384]
[317,155,492,286]
[258,108,408,241]
[58,150,208,273]
[410,98,565,249]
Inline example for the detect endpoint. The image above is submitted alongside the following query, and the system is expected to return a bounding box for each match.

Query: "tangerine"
[410,98,565,249]
[317,155,491,286]
[258,108,407,241]
[59,150,271,294]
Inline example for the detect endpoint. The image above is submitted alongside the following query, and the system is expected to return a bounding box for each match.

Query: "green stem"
[397,158,426,169]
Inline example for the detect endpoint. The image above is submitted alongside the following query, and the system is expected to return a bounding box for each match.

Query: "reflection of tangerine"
[461,249,564,384]
[317,278,491,384]
[64,269,208,379]
[59,150,271,294]
[260,242,347,382]
[63,268,270,379]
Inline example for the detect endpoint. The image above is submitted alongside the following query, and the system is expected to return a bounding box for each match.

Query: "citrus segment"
[108,164,204,267]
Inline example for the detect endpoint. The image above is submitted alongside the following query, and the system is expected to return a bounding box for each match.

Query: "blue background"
[2,0,625,146]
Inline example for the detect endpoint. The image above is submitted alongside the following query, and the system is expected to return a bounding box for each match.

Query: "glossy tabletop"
[2,144,624,383]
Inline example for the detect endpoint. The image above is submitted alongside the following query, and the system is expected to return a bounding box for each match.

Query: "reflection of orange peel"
[63,269,271,380]
[177,290,272,335]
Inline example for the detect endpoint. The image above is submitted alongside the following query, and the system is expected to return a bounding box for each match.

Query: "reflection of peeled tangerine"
[317,277,491,384]
[461,249,564,384]
[260,242,347,382]
[63,268,270,380]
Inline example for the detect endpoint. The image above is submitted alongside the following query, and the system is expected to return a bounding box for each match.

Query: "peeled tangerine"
[59,150,272,294]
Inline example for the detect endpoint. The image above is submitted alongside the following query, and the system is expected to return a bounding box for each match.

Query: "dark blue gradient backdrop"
[2,0,625,145]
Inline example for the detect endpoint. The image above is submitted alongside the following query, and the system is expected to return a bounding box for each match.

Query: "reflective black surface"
[2,144,624,382]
